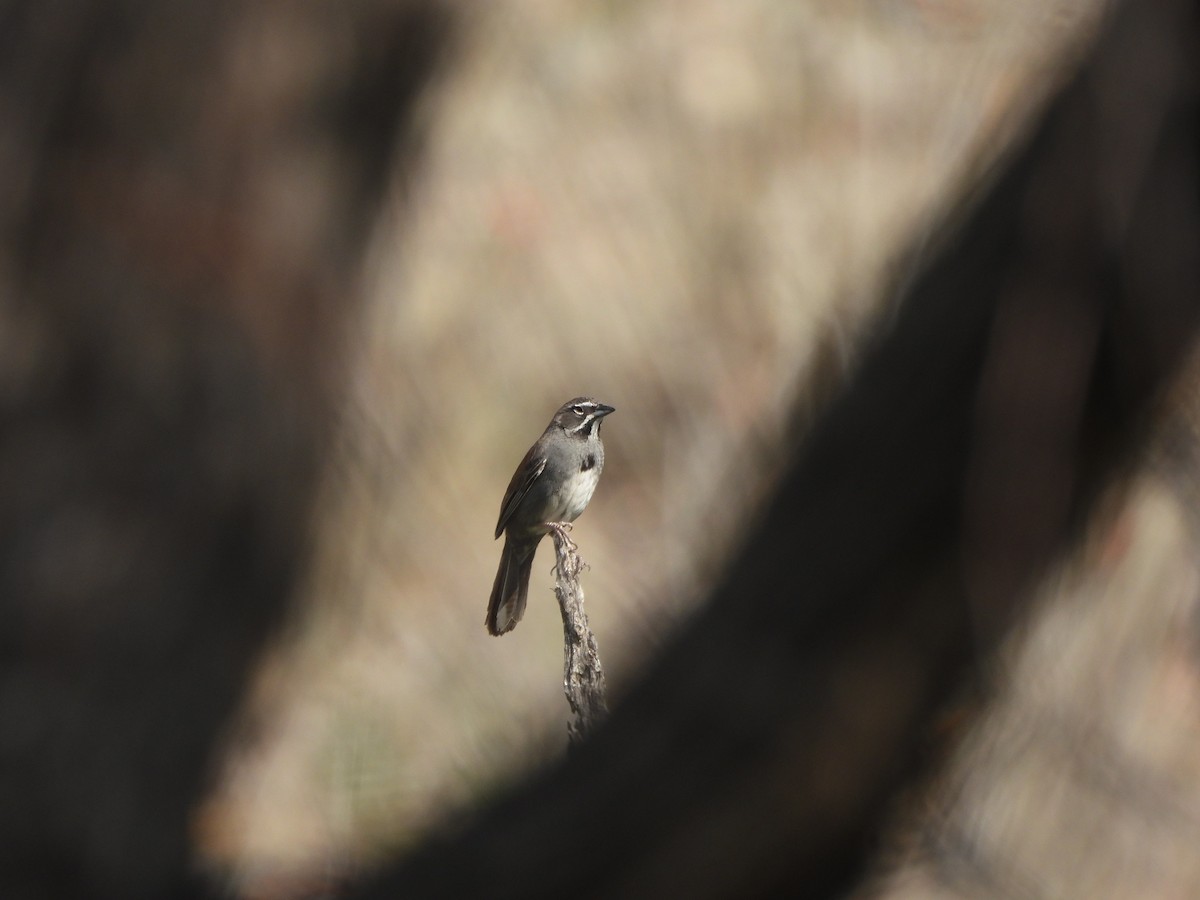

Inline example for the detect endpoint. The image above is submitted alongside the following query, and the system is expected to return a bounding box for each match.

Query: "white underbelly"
[548,466,600,523]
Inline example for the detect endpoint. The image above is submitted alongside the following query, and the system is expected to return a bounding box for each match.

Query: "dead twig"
[547,523,608,745]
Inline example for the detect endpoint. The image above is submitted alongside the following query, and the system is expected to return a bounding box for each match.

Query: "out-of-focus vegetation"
[196,1,1107,888]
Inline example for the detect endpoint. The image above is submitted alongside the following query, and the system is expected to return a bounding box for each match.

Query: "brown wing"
[495,447,547,538]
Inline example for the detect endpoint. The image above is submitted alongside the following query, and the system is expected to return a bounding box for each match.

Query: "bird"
[487,397,615,635]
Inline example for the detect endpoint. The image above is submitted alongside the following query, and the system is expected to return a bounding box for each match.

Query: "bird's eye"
[571,404,586,416]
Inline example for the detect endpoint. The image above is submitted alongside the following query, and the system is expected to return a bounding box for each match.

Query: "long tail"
[486,538,536,635]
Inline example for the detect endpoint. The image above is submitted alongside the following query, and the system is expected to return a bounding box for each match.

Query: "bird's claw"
[545,521,578,553]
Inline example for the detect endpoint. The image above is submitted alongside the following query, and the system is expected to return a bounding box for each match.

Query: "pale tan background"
[197,0,1107,886]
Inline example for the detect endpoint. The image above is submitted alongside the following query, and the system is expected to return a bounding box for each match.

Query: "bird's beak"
[595,403,615,418]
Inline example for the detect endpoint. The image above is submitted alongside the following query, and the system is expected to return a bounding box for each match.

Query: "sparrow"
[487,397,615,635]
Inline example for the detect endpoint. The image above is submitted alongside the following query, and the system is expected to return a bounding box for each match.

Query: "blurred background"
[188,0,1104,889]
[11,0,1200,898]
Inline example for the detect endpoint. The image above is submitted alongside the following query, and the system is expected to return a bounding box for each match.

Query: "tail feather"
[486,540,535,635]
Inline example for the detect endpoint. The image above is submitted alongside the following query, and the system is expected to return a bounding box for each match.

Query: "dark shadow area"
[0,3,453,897]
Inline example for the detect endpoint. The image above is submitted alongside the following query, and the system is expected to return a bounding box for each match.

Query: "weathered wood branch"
[547,523,609,746]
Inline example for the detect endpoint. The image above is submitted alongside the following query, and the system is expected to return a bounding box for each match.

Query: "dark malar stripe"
[573,415,599,436]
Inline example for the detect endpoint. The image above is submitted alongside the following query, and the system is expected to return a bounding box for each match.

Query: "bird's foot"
[546,521,578,554]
